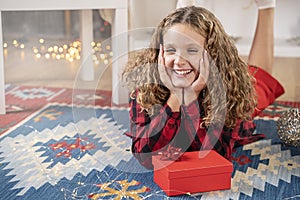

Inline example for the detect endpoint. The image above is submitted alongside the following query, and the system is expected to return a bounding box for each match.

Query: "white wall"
[196,0,300,39]
[129,0,177,29]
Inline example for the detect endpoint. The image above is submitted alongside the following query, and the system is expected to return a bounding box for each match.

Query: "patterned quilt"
[0,85,299,200]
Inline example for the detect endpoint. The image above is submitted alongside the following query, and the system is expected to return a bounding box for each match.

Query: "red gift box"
[152,150,233,196]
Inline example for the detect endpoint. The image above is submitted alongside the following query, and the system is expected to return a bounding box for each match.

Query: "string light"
[3,38,113,65]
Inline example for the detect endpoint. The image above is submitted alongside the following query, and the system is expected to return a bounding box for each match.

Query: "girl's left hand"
[192,50,210,93]
[183,50,210,105]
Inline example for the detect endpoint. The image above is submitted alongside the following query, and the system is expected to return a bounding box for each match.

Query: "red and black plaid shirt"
[125,94,265,169]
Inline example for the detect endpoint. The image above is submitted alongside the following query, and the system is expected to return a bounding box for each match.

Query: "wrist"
[167,93,182,112]
[182,87,199,106]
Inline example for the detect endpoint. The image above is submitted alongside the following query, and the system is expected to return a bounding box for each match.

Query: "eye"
[188,49,199,53]
[164,48,176,54]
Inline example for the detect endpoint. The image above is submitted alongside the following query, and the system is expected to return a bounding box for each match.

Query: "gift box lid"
[152,150,233,179]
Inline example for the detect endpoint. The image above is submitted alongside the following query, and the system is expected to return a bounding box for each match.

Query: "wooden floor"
[3,38,300,102]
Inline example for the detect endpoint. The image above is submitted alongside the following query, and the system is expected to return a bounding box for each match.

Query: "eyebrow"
[164,42,203,49]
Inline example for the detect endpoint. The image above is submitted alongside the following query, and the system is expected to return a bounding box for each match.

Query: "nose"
[174,53,187,66]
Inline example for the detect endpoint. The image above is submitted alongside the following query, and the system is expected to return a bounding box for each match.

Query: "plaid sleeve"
[125,97,181,169]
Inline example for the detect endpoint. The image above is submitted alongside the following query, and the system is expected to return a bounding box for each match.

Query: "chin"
[172,78,194,88]
[172,82,192,88]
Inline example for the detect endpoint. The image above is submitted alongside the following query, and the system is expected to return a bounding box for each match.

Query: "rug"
[0,85,300,200]
[1,84,114,136]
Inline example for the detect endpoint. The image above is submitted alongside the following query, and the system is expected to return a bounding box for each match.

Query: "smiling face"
[163,24,206,88]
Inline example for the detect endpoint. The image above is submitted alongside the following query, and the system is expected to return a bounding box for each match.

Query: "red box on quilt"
[152,150,233,196]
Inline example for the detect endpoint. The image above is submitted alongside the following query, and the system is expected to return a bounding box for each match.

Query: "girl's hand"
[158,44,172,90]
[158,44,182,111]
[184,50,210,105]
[158,44,181,95]
[192,50,210,94]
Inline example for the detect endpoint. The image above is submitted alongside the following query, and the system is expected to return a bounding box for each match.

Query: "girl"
[123,3,284,169]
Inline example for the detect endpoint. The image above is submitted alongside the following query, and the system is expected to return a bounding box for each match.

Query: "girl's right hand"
[158,45,182,95]
[158,44,173,90]
[158,44,182,110]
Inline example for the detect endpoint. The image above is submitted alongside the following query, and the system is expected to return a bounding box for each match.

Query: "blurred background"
[2,0,300,101]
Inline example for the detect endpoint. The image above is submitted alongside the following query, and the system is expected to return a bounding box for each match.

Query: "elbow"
[132,145,154,170]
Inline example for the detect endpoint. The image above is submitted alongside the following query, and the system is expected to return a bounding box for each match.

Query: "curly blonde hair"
[122,6,257,128]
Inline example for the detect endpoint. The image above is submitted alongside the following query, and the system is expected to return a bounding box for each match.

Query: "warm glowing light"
[36,53,41,58]
[33,48,39,54]
[48,47,54,52]
[4,37,112,64]
[39,38,45,44]
[45,53,51,59]
[53,45,59,52]
[100,54,105,60]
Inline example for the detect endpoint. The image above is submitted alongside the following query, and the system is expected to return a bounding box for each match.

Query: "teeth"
[174,69,192,75]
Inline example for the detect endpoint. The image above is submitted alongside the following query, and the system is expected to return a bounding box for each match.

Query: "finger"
[192,50,209,88]
[158,44,165,66]
[195,51,206,82]
[201,50,210,83]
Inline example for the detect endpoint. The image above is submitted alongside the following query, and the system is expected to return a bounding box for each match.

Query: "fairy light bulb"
[45,53,51,59]
[48,47,53,52]
[39,38,45,44]
[58,47,64,53]
[36,53,41,58]
[33,48,39,54]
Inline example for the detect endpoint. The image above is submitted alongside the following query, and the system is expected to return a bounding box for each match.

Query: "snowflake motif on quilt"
[34,131,110,169]
[11,88,55,100]
[88,179,150,199]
